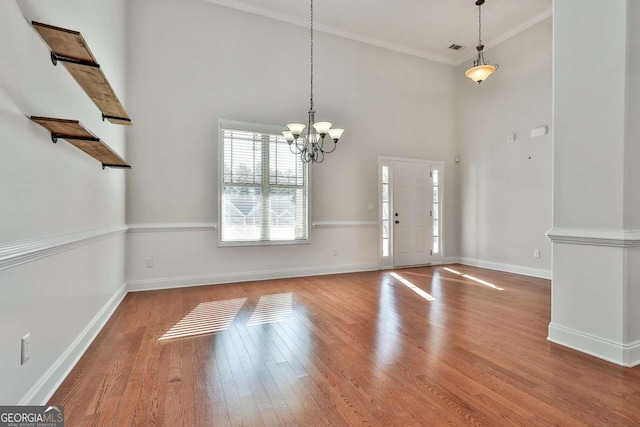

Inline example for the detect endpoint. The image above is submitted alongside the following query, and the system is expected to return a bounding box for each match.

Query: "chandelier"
[282,0,344,163]
[465,0,498,84]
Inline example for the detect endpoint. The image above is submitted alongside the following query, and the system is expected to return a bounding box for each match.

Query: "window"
[432,169,440,254]
[381,165,390,257]
[220,125,308,245]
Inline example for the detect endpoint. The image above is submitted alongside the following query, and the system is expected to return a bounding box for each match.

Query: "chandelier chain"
[310,0,314,111]
[478,2,482,44]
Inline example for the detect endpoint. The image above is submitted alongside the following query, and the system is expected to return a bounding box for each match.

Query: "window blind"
[221,129,308,243]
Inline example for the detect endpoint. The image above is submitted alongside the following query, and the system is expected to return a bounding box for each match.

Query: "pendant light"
[282,0,344,164]
[465,0,498,84]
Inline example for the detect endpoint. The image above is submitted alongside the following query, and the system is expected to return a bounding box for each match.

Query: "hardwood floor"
[49,265,640,426]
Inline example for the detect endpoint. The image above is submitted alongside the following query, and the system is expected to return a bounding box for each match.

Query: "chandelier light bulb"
[328,128,344,142]
[282,130,295,143]
[287,123,306,138]
[312,121,332,136]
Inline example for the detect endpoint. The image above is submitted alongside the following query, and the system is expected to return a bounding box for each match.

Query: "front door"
[393,160,432,267]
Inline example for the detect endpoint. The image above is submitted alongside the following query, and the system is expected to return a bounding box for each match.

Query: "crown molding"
[205,0,552,67]
[204,0,456,65]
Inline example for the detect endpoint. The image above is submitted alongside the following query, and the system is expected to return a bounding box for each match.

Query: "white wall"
[125,0,459,288]
[0,0,127,404]
[455,18,552,277]
[625,1,640,231]
[625,0,640,347]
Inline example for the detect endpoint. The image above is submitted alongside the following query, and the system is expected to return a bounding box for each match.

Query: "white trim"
[0,226,128,272]
[218,118,284,135]
[378,155,443,164]
[548,323,640,368]
[205,0,551,67]
[312,221,377,229]
[127,262,380,292]
[19,283,128,405]
[458,257,551,280]
[546,228,640,248]
[204,0,455,65]
[127,223,218,233]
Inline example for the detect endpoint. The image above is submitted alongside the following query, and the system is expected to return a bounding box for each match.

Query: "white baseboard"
[127,262,380,292]
[18,283,128,405]
[548,323,640,368]
[458,257,551,280]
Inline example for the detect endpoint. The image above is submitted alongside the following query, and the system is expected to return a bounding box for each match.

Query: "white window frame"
[218,119,311,247]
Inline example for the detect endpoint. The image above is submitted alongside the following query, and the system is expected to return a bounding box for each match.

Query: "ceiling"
[205,0,551,66]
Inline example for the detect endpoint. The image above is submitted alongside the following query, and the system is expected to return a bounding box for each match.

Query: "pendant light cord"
[310,0,314,111]
[478,2,482,45]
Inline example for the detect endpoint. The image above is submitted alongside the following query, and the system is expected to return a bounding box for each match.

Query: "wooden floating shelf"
[30,117,130,169]
[32,22,132,126]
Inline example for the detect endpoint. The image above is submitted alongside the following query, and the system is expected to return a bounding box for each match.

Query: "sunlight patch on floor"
[443,267,504,290]
[248,292,294,326]
[159,297,247,341]
[390,272,436,301]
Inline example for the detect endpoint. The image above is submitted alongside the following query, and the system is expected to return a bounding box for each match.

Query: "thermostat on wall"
[531,126,548,138]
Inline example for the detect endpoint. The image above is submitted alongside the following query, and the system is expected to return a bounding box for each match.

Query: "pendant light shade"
[465,64,497,83]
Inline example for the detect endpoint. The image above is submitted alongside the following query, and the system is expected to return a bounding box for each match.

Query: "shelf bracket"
[102,113,132,124]
[50,51,100,69]
[51,133,100,144]
[102,164,132,170]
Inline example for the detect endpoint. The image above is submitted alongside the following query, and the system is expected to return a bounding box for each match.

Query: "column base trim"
[548,323,640,367]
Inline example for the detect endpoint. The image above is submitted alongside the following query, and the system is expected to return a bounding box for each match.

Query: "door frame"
[378,156,445,269]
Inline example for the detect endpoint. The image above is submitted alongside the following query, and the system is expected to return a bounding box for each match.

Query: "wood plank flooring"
[49,265,640,426]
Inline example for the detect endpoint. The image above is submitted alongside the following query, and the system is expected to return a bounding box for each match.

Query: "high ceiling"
[205,0,552,66]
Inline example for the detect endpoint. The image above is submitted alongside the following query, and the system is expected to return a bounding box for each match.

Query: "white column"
[548,0,640,366]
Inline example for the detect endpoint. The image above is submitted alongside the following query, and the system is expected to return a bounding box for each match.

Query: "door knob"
[395,220,400,224]
[395,213,399,217]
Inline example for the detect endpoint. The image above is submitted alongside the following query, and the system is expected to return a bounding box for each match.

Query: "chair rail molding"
[0,225,128,272]
[127,223,218,233]
[312,221,378,229]
[546,228,640,247]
